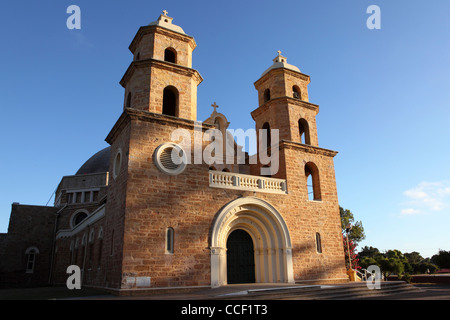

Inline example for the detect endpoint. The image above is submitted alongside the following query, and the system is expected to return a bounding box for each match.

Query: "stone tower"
[120,11,203,120]
[252,51,319,148]
[102,12,210,289]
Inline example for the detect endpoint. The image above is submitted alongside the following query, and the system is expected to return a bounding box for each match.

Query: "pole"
[346,231,352,270]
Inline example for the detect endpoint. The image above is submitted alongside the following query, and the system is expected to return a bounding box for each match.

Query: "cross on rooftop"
[211,102,219,113]
[162,10,168,16]
[277,50,282,56]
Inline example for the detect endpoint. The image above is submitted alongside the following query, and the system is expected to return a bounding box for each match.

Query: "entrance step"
[213,281,420,300]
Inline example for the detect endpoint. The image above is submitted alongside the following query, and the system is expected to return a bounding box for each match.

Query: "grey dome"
[76,146,111,175]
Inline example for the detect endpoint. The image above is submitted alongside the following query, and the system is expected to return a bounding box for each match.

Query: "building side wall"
[102,120,132,289]
[0,205,57,288]
[282,145,347,281]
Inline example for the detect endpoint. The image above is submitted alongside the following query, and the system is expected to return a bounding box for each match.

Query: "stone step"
[213,281,420,300]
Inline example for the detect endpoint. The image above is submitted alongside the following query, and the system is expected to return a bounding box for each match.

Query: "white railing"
[356,269,368,281]
[209,171,287,195]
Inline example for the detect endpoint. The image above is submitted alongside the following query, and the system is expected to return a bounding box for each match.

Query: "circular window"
[113,149,122,179]
[72,210,88,228]
[154,143,187,175]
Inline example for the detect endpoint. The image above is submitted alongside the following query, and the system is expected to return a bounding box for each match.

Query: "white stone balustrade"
[209,171,287,194]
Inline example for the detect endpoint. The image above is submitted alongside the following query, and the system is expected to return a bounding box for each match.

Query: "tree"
[340,206,365,246]
[358,246,380,260]
[357,247,439,280]
[431,250,450,269]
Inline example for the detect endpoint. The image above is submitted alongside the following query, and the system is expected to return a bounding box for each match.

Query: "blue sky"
[0,1,449,259]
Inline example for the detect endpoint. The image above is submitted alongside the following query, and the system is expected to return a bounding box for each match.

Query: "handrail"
[355,268,368,281]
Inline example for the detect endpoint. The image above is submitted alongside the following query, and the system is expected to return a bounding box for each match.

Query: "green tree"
[404,251,437,274]
[431,250,450,269]
[340,206,365,245]
[358,246,381,270]
[376,252,406,279]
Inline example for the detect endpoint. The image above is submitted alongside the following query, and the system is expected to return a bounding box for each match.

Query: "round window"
[154,143,187,175]
[72,211,88,228]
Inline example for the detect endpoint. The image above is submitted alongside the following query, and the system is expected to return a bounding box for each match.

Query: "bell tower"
[252,51,319,147]
[119,11,203,121]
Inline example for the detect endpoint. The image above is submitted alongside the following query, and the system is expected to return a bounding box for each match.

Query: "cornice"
[280,140,338,158]
[251,97,319,120]
[254,68,311,88]
[129,25,197,54]
[105,108,215,145]
[120,58,203,88]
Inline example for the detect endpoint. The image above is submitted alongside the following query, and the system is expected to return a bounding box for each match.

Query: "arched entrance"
[210,197,294,287]
[226,229,255,284]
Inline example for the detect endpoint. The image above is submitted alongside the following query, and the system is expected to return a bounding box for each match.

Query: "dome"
[76,146,111,175]
[148,11,186,35]
[261,51,301,77]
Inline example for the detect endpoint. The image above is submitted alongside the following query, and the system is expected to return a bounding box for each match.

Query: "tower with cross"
[120,11,203,121]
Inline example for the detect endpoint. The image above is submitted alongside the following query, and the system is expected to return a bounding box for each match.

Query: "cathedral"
[0,12,348,293]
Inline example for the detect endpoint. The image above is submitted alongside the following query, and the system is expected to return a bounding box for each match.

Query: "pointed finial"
[162,10,168,16]
[211,102,219,113]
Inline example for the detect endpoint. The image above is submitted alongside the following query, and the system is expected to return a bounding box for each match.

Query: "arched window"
[110,230,115,256]
[298,119,311,145]
[263,89,271,103]
[305,162,321,201]
[316,233,322,253]
[164,48,177,64]
[166,227,174,254]
[162,86,178,117]
[293,85,301,100]
[113,149,122,180]
[209,166,217,171]
[261,122,271,149]
[126,92,132,108]
[222,168,230,172]
[25,247,39,273]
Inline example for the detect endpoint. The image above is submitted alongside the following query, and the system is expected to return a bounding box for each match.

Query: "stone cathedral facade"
[0,12,348,293]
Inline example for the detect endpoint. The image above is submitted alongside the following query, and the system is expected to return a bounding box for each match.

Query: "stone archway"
[210,197,294,287]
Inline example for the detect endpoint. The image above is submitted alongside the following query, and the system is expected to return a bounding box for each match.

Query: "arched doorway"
[226,229,255,284]
[210,197,294,287]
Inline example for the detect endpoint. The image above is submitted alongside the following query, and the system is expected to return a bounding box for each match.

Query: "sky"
[0,0,449,259]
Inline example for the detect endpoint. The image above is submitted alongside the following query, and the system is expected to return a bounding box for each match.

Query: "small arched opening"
[164,48,177,64]
[293,85,301,100]
[263,89,271,103]
[162,86,179,117]
[126,92,132,109]
[305,162,321,201]
[261,122,271,149]
[298,118,311,145]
